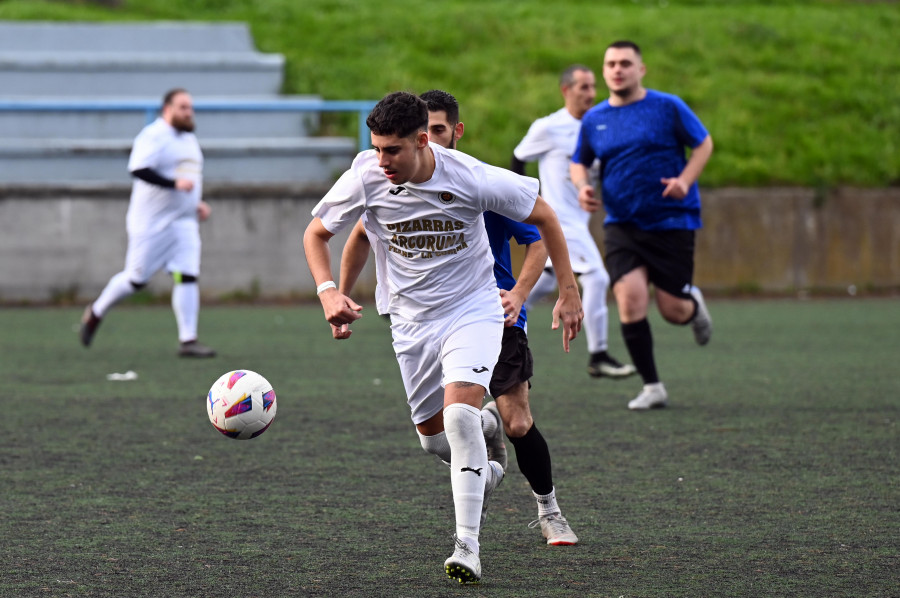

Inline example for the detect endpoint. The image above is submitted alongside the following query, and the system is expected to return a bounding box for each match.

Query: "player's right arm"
[570,162,600,213]
[303,217,363,338]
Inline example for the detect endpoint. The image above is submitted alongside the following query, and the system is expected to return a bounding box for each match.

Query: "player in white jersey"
[513,65,635,380]
[79,89,215,357]
[303,92,583,584]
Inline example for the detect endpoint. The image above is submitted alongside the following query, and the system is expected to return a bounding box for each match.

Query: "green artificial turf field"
[1,299,897,597]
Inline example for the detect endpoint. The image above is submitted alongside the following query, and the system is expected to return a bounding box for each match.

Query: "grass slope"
[0,0,897,186]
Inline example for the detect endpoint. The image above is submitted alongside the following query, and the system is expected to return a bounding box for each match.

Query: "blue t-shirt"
[572,89,708,231]
[483,211,541,329]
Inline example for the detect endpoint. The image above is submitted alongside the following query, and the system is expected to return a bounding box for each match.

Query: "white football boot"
[628,382,669,410]
[444,535,481,584]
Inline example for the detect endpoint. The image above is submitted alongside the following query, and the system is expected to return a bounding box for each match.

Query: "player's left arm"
[661,134,713,199]
[523,196,583,351]
[501,239,547,327]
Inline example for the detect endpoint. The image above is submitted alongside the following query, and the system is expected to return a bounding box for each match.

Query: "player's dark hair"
[366,91,428,139]
[559,64,593,87]
[607,40,642,56]
[162,88,189,108]
[420,89,460,125]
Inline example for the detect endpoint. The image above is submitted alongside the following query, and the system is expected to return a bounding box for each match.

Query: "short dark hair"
[607,40,642,56]
[420,89,460,125]
[366,91,428,138]
[559,64,593,87]
[162,88,189,107]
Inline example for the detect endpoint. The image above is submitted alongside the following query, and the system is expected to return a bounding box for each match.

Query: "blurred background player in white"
[571,41,713,410]
[420,89,578,546]
[513,65,635,381]
[304,92,583,584]
[79,88,215,357]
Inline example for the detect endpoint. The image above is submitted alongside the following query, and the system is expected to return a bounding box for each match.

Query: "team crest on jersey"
[438,191,455,204]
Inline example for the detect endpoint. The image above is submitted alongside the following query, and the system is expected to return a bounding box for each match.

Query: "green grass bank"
[1,0,898,187]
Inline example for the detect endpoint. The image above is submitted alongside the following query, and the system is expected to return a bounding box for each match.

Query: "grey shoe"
[79,304,101,347]
[689,286,712,346]
[528,513,579,546]
[588,352,637,378]
[628,383,668,410]
[444,534,481,584]
[480,460,504,529]
[178,341,217,358]
[482,401,507,472]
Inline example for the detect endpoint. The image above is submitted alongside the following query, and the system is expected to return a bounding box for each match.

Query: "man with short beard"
[79,88,216,357]
[571,40,714,410]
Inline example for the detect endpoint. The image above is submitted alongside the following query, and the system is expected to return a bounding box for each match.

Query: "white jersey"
[126,117,203,236]
[514,107,602,273]
[313,143,540,320]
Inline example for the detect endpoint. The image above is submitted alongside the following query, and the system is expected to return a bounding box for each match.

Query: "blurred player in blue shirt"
[571,40,714,410]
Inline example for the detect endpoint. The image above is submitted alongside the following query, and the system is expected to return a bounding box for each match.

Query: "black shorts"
[604,223,696,299]
[489,326,533,398]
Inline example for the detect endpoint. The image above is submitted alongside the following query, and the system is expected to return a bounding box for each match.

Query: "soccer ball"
[207,370,277,440]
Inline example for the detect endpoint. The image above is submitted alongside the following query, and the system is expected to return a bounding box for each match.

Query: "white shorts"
[549,226,604,275]
[124,217,201,284]
[391,297,504,425]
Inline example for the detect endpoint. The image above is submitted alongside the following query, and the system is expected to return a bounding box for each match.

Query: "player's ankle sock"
[417,429,452,464]
[621,319,659,384]
[533,486,560,518]
[459,535,480,555]
[444,403,487,543]
[507,423,553,495]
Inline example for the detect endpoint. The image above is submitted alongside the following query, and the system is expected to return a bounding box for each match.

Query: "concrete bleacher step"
[0,22,261,53]
[0,52,284,97]
[0,137,356,186]
[0,96,325,139]
[0,21,365,187]
[0,22,285,97]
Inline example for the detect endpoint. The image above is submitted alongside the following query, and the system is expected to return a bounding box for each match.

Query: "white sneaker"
[444,535,481,584]
[689,286,712,346]
[628,383,668,410]
[482,401,507,472]
[480,460,504,529]
[528,513,579,546]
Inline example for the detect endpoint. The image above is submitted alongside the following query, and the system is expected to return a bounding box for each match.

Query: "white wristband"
[316,280,337,295]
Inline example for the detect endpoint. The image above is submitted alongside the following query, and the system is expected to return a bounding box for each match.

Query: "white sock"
[580,268,611,353]
[481,405,500,438]
[172,282,199,343]
[534,486,560,518]
[444,403,489,549]
[417,430,452,465]
[92,271,136,317]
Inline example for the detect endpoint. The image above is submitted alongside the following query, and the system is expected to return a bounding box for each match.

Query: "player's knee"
[497,403,532,437]
[504,415,533,439]
[172,272,198,284]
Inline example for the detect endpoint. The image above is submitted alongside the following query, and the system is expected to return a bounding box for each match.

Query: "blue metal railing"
[0,98,377,152]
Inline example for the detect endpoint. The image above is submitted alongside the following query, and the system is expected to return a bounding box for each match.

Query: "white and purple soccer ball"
[207,370,277,440]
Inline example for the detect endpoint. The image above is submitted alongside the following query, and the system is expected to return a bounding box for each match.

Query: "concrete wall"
[1,186,898,303]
